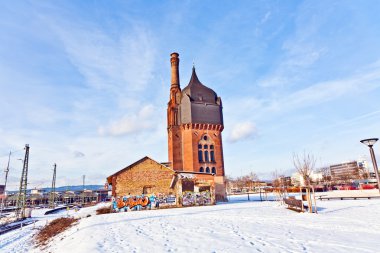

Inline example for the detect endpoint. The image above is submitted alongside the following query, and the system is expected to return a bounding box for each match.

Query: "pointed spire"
[189,65,200,85]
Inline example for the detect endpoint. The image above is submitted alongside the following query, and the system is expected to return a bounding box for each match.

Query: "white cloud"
[229,122,257,143]
[274,64,380,112]
[44,17,156,95]
[73,151,85,158]
[237,61,380,115]
[98,105,156,136]
[260,11,271,24]
[258,47,326,88]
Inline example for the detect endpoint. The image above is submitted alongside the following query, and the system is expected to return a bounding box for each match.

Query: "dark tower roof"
[182,67,218,104]
[179,67,223,125]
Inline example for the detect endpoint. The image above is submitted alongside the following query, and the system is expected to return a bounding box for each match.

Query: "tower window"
[211,167,216,174]
[200,167,204,172]
[198,135,215,164]
[210,151,215,162]
[206,167,210,173]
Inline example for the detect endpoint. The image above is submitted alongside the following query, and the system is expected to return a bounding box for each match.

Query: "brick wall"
[111,158,175,197]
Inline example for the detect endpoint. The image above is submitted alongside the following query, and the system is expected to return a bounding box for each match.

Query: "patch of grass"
[96,206,112,215]
[36,217,78,246]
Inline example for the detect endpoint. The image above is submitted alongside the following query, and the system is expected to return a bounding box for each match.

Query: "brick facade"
[107,157,175,197]
[106,157,217,206]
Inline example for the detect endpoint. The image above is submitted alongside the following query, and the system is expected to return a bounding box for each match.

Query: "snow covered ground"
[1,193,380,253]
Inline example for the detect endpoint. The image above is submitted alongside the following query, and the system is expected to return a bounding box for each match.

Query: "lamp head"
[360,138,379,147]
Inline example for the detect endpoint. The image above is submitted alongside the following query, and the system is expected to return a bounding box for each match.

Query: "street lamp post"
[360,138,380,194]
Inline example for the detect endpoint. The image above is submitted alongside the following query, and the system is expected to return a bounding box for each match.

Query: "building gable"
[107,156,176,196]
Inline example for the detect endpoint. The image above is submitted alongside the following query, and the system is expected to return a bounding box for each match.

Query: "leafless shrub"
[96,206,112,215]
[293,152,316,186]
[35,217,78,246]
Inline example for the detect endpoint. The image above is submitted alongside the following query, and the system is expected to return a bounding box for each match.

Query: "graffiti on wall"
[182,191,212,206]
[156,194,176,205]
[112,194,176,211]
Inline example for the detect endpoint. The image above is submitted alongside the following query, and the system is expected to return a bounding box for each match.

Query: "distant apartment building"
[291,172,323,186]
[330,161,360,183]
[30,188,43,195]
[279,176,292,187]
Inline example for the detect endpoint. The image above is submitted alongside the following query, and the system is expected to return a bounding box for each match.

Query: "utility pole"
[49,163,57,208]
[16,144,30,219]
[0,151,11,216]
[82,175,85,206]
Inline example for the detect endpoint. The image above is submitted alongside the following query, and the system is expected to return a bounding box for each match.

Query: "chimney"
[170,52,180,89]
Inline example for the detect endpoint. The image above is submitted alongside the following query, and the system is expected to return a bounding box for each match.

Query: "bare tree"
[293,152,316,187]
[248,172,258,191]
[225,175,234,194]
[272,170,285,188]
[293,152,318,213]
[358,165,369,180]
[317,166,331,189]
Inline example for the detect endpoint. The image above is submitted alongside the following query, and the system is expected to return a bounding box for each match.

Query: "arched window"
[198,135,216,164]
[198,149,203,162]
[210,151,215,162]
[206,167,210,173]
[211,167,216,174]
[200,167,204,172]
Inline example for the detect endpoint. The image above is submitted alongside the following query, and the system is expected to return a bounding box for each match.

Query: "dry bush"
[36,217,78,246]
[293,152,316,186]
[96,206,112,215]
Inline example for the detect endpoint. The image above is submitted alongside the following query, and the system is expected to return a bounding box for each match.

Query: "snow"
[1,193,380,253]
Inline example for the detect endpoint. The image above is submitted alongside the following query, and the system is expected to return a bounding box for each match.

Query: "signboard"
[0,185,4,195]
[157,194,177,205]
[166,196,176,203]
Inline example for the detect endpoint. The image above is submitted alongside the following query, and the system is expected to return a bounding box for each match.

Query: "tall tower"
[167,53,226,201]
[167,52,183,171]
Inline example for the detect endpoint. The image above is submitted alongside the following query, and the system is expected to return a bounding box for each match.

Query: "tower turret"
[170,52,180,89]
[167,52,183,170]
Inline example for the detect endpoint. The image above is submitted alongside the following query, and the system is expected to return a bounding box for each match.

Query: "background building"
[291,172,323,187]
[330,161,360,184]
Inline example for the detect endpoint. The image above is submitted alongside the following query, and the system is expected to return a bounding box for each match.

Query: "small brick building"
[107,156,216,206]
[107,156,175,197]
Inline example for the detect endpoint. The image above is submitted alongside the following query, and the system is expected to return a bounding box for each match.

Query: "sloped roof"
[106,156,174,183]
[182,67,218,104]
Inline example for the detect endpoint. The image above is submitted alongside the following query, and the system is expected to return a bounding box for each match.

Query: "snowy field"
[1,193,380,253]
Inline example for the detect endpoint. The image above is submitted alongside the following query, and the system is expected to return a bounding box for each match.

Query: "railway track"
[0,220,35,235]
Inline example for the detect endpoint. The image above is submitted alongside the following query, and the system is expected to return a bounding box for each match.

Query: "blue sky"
[1,0,380,189]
